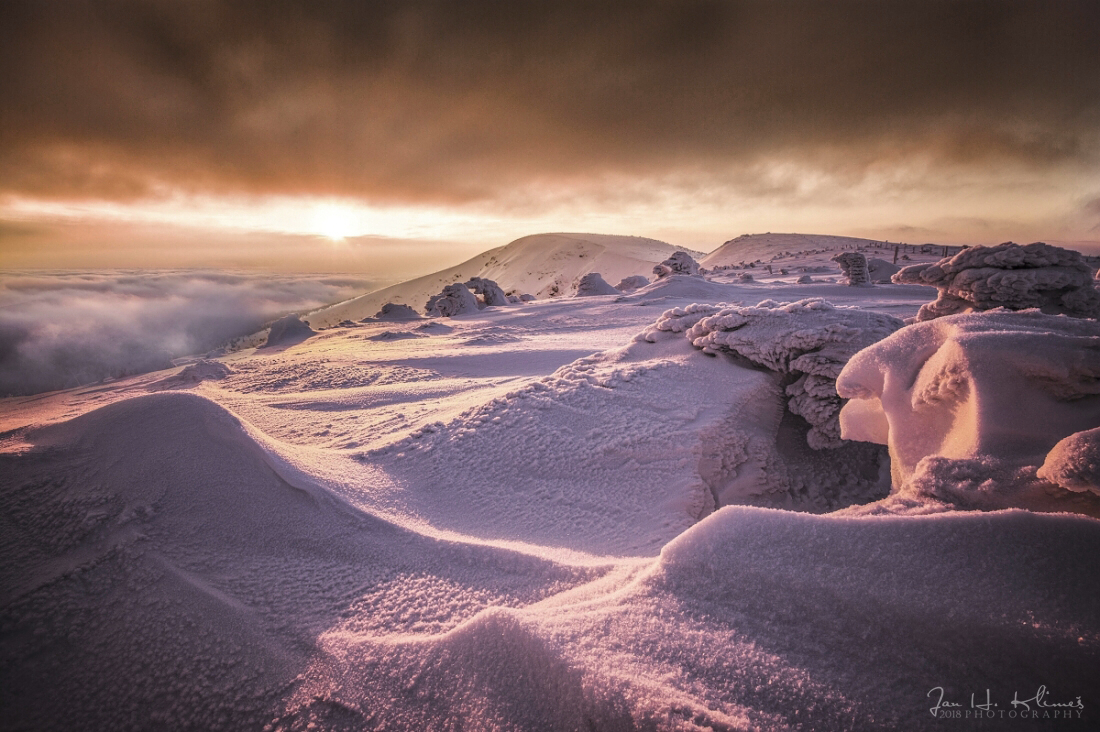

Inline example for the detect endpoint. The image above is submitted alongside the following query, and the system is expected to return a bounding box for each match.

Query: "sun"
[311,203,358,241]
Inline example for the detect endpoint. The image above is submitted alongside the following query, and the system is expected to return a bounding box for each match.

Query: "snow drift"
[893,241,1100,321]
[837,309,1100,516]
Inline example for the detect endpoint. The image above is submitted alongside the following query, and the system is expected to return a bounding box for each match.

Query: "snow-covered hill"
[702,232,960,270]
[310,233,700,327]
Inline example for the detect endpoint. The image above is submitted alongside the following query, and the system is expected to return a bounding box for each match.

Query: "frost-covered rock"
[892,241,1100,321]
[464,277,509,307]
[425,283,480,317]
[615,275,650,292]
[837,310,1100,514]
[796,274,813,284]
[831,252,870,286]
[372,303,421,321]
[737,272,754,283]
[263,313,314,348]
[653,251,700,278]
[573,272,620,296]
[645,299,903,449]
[519,293,536,302]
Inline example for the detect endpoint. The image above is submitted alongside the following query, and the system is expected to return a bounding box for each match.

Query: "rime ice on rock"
[644,298,903,449]
[573,272,620,296]
[837,310,1100,514]
[653,251,701,279]
[891,241,1100,321]
[262,313,315,347]
[425,283,480,317]
[464,277,510,307]
[796,274,813,284]
[831,252,870,286]
[615,275,650,292]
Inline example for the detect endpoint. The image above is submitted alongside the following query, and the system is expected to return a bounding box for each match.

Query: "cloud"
[2,0,1097,204]
[0,270,375,395]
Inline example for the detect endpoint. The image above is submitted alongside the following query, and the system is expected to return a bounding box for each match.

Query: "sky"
[2,0,1100,275]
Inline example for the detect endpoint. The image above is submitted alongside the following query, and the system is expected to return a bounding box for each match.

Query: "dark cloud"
[1,0,1097,203]
[0,270,375,395]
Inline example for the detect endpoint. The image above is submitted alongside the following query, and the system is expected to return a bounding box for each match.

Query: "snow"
[3,233,1099,731]
[463,276,510,307]
[893,241,1100,321]
[837,309,1100,515]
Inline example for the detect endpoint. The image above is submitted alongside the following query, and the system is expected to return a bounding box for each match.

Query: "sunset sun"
[311,203,358,241]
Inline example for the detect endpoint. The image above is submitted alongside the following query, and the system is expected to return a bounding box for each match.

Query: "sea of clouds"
[0,270,378,396]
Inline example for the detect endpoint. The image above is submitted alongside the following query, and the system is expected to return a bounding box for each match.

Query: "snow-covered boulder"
[653,251,700,278]
[615,275,650,292]
[464,277,509,307]
[573,272,620,297]
[831,252,870,286]
[644,299,904,449]
[737,272,754,283]
[519,293,536,302]
[892,241,1100,321]
[262,313,314,348]
[837,310,1100,514]
[425,283,480,317]
[795,274,813,284]
[372,303,421,321]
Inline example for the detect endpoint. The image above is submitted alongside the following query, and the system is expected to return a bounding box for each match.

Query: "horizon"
[2,1,1099,275]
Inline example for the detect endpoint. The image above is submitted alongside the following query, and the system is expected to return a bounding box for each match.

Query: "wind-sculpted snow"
[837,310,1100,516]
[645,298,904,450]
[572,271,619,296]
[893,241,1100,321]
[0,392,596,732]
[653,251,701,278]
[279,507,1100,731]
[425,282,480,317]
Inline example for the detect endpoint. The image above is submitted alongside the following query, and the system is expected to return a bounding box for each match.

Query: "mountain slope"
[308,233,697,327]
